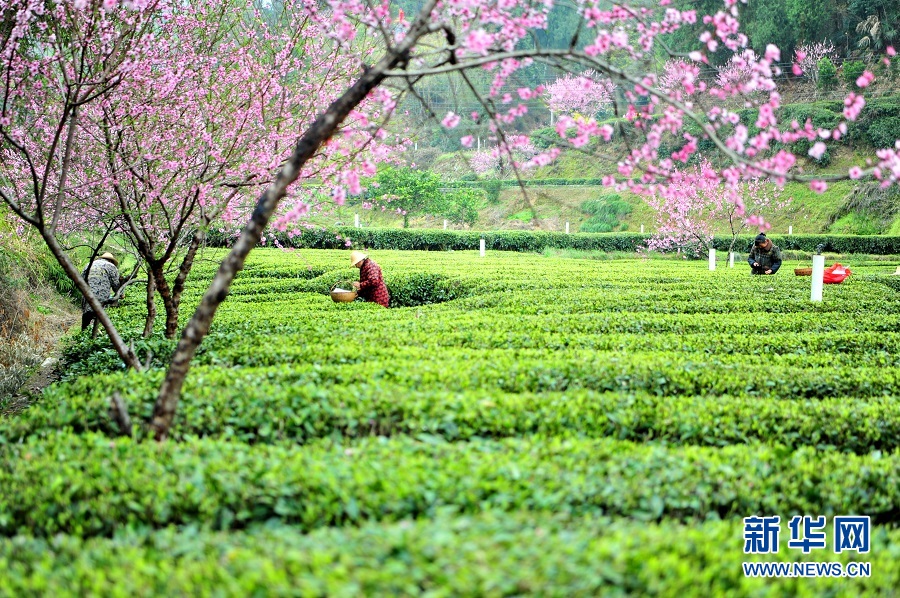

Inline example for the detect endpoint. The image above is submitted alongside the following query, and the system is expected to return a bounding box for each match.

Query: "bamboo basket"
[794,267,813,276]
[330,281,357,303]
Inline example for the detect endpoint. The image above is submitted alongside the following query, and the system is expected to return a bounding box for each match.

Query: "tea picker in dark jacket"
[748,233,782,275]
[81,252,122,331]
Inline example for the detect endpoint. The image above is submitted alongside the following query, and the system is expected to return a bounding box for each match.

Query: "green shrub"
[14,213,900,594]
[40,256,79,304]
[578,195,635,232]
[441,178,610,189]
[580,195,628,216]
[579,199,604,215]
[817,56,838,88]
[714,233,900,255]
[778,104,841,130]
[439,188,482,226]
[867,116,900,149]
[59,334,175,382]
[842,97,900,144]
[864,274,900,294]
[479,179,502,204]
[792,138,811,157]
[530,126,561,149]
[387,273,471,307]
[791,139,831,166]
[843,60,867,88]
[580,218,614,233]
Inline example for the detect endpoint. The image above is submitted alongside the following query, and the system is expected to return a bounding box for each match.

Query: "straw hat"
[99,252,119,267]
[350,251,368,266]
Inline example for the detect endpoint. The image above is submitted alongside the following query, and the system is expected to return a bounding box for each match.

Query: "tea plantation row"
[4,432,900,538]
[3,248,900,594]
[3,513,897,596]
[207,226,900,255]
[7,379,900,453]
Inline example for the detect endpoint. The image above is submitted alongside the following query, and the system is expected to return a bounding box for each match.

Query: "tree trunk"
[169,228,205,333]
[143,272,156,338]
[147,263,178,340]
[403,214,409,228]
[40,230,141,370]
[149,28,429,441]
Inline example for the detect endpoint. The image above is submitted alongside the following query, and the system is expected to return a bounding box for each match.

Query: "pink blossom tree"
[470,149,499,176]
[656,59,708,105]
[469,136,537,176]
[644,160,789,256]
[84,0,398,339]
[1,0,404,348]
[715,49,768,98]
[0,0,164,370]
[794,41,838,86]
[545,70,615,117]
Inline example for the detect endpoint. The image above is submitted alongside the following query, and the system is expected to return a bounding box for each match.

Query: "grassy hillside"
[0,224,78,403]
[313,95,900,234]
[330,147,896,235]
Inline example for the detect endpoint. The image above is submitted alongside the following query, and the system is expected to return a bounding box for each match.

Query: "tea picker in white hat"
[350,251,390,308]
[81,252,123,332]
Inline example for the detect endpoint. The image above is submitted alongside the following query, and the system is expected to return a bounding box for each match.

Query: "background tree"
[657,60,700,100]
[437,188,482,227]
[85,0,376,339]
[371,167,442,228]
[2,0,404,351]
[716,50,764,101]
[468,136,537,177]
[854,13,898,58]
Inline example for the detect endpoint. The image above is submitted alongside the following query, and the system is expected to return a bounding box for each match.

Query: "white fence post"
[354,213,360,228]
[565,222,570,234]
[811,254,825,302]
[640,224,644,234]
[709,248,716,271]
[443,219,448,230]
[789,225,793,235]
[480,238,486,257]
[729,252,735,268]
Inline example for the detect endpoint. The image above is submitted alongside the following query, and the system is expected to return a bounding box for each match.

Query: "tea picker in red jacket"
[351,251,390,307]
